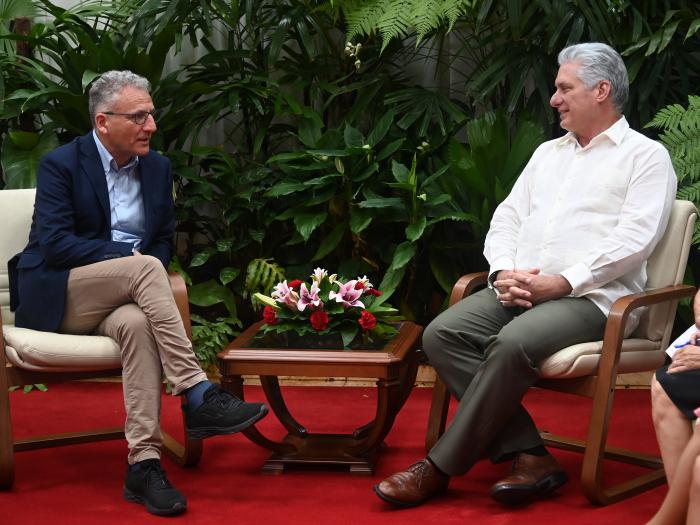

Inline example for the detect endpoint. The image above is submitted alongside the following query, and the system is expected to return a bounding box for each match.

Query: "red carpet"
[1,382,666,524]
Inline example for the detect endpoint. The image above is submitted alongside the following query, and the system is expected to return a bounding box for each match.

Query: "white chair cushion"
[539,338,664,379]
[4,325,121,372]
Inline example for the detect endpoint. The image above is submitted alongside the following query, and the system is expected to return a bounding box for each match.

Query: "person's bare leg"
[646,427,700,525]
[687,455,700,524]
[652,376,693,482]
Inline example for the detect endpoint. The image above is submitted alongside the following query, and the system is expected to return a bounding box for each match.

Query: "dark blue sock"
[184,380,214,410]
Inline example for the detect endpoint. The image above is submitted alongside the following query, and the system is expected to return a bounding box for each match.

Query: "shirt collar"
[92,130,139,173]
[554,116,629,149]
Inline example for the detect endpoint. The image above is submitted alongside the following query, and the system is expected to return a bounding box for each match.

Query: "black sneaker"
[123,459,187,516]
[183,384,268,439]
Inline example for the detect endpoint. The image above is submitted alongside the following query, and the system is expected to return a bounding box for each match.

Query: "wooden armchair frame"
[0,272,202,490]
[425,271,694,505]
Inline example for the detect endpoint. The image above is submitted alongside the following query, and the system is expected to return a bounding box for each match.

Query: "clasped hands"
[493,268,572,309]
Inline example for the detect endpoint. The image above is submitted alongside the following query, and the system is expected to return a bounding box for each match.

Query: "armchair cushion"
[3,325,120,372]
[539,338,662,378]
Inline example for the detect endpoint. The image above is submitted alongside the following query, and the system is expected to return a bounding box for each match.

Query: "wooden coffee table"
[218,321,422,474]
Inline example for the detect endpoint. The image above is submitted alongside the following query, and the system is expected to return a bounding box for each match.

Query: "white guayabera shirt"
[484,116,677,334]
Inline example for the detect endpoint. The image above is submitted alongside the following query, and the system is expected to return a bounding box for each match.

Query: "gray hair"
[88,70,151,126]
[558,43,629,113]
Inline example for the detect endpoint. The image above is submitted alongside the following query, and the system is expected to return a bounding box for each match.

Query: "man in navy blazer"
[8,71,267,516]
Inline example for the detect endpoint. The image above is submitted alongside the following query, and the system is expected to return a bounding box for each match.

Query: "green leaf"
[341,325,359,347]
[376,267,405,303]
[357,197,403,209]
[367,110,395,147]
[390,241,417,270]
[1,131,58,188]
[253,292,278,308]
[350,210,373,234]
[190,248,214,268]
[81,70,101,91]
[294,211,328,241]
[686,19,700,41]
[344,124,364,148]
[405,216,427,242]
[219,267,240,285]
[298,115,323,147]
[377,138,404,161]
[216,239,233,252]
[265,181,307,197]
[312,222,346,261]
[391,159,409,183]
[188,279,237,318]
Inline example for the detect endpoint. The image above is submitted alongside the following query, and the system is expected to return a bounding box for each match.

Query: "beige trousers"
[58,255,207,464]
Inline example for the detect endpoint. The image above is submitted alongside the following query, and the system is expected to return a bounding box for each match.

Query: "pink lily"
[297,282,322,312]
[329,280,365,309]
[271,280,300,310]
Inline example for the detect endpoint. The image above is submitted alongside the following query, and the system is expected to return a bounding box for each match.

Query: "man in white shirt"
[374,43,677,508]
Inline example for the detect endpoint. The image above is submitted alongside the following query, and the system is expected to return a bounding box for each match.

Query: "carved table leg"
[260,376,308,437]
[220,374,296,457]
[353,348,420,441]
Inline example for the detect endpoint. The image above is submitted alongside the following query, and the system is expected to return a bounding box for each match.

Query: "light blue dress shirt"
[92,131,145,252]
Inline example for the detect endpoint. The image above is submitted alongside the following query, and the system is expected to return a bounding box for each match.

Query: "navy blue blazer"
[8,132,176,332]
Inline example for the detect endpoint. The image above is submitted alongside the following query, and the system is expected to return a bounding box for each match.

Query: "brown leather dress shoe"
[374,459,450,508]
[490,452,567,506]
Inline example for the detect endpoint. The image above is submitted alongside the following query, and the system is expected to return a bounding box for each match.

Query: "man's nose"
[143,114,157,132]
[550,92,560,108]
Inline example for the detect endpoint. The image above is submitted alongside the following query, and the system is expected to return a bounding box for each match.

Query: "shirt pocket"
[578,168,630,214]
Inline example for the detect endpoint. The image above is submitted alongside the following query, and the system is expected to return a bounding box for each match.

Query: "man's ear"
[94,114,108,134]
[596,80,612,103]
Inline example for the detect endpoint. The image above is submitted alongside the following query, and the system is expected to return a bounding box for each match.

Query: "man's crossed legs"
[375,288,606,507]
[59,256,268,515]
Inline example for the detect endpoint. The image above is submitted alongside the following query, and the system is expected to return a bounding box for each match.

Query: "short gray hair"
[88,70,151,126]
[558,43,629,113]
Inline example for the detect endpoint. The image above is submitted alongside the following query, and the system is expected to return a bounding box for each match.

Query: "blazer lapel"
[138,154,156,244]
[78,133,110,225]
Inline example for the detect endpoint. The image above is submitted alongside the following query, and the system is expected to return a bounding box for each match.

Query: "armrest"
[598,283,695,380]
[168,272,193,342]
[449,272,489,306]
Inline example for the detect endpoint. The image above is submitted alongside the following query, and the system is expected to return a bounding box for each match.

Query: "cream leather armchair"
[425,199,697,505]
[0,189,202,490]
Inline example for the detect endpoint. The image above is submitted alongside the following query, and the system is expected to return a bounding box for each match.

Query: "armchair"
[0,189,202,490]
[425,199,697,505]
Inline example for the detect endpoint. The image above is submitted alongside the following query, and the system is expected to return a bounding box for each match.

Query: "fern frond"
[343,0,475,49]
[377,0,412,50]
[652,97,700,249]
[441,0,470,31]
[245,258,286,301]
[678,180,700,204]
[412,0,442,41]
[345,0,384,41]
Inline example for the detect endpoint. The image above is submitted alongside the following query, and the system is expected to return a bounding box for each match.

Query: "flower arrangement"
[253,268,403,348]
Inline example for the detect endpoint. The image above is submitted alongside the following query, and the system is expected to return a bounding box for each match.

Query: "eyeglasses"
[102,110,157,125]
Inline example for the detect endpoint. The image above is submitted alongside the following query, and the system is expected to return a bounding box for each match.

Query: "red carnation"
[288,279,303,289]
[310,310,329,331]
[354,281,365,290]
[263,305,278,325]
[366,288,382,297]
[358,310,377,331]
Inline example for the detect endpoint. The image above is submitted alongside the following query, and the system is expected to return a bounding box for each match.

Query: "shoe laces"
[141,461,174,490]
[204,387,239,410]
[407,460,432,487]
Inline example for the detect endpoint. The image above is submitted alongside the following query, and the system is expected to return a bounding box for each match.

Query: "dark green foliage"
[2,0,699,367]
